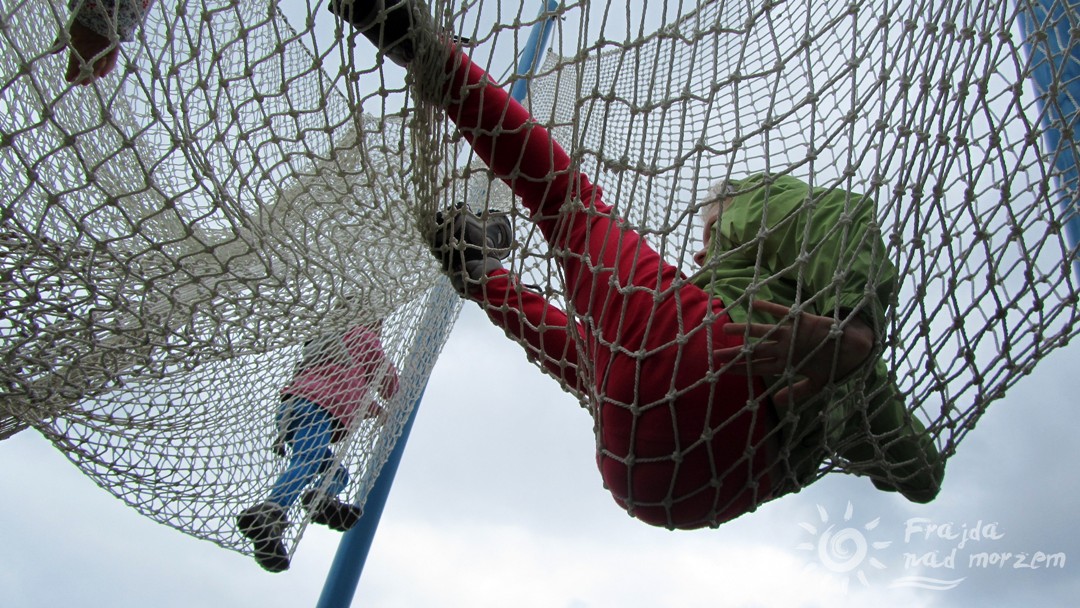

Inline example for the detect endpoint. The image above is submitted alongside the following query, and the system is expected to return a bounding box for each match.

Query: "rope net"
[0,0,1077,556]
[1,1,458,559]
[416,0,1080,522]
[516,2,1080,414]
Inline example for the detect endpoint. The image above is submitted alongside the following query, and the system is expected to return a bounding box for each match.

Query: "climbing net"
[1,0,1078,558]
[1,1,457,556]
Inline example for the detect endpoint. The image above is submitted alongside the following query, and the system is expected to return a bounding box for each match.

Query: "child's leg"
[835,364,944,503]
[268,398,337,509]
[318,461,351,498]
[300,436,361,532]
[441,51,776,527]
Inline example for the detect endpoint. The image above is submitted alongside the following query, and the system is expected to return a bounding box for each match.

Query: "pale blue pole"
[316,3,562,606]
[1018,0,1080,280]
[316,280,456,608]
[315,384,428,606]
[509,0,561,103]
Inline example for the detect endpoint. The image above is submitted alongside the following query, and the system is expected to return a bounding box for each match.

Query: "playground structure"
[1,1,1078,601]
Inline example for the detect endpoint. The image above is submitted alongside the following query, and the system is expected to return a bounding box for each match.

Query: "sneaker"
[430,203,513,294]
[237,502,290,572]
[329,0,423,66]
[302,490,364,532]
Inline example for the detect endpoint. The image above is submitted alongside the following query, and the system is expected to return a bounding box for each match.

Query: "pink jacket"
[282,325,399,441]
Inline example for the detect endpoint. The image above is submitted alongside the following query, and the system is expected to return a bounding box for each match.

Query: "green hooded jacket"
[694,173,897,329]
[693,173,941,499]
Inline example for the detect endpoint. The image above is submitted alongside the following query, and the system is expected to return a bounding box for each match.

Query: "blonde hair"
[703,179,736,214]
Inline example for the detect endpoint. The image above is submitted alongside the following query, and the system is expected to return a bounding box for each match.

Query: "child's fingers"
[713,346,753,374]
[49,36,66,55]
[722,300,799,336]
[749,299,795,319]
[723,320,791,340]
[713,344,785,374]
[721,322,746,335]
[65,53,83,83]
[99,48,119,77]
[791,378,818,403]
[772,378,814,407]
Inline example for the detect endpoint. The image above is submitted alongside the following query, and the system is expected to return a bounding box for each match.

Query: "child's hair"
[703,179,737,214]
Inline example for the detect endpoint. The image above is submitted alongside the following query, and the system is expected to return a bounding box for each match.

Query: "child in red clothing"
[421,51,785,529]
[333,0,939,530]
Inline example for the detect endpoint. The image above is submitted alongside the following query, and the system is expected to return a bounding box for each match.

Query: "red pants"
[441,52,775,528]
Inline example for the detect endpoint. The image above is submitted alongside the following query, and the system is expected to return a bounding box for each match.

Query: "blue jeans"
[266,397,349,508]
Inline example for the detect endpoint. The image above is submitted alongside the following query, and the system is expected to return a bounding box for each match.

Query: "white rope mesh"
[1,0,1078,559]
[419,0,1079,515]
[1,1,458,559]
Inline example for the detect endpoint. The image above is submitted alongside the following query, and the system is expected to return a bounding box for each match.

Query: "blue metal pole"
[1018,0,1080,280]
[315,386,428,607]
[509,0,561,103]
[316,280,456,608]
[316,3,563,606]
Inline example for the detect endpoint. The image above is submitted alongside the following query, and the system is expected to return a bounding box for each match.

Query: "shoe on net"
[429,202,513,294]
[237,502,291,572]
[302,490,364,532]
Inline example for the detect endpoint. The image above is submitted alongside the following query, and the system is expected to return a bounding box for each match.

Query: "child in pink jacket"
[238,320,399,572]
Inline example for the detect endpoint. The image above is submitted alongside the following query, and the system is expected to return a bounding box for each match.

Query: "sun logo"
[798,501,891,592]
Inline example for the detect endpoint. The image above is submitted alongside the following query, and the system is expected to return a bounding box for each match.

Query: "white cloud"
[357,515,945,608]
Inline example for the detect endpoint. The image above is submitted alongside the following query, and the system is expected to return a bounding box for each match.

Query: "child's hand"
[53,21,120,85]
[713,300,875,407]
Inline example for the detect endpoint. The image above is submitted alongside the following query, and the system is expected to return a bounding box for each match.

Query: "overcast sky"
[3,301,1079,607]
[3,2,1079,607]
